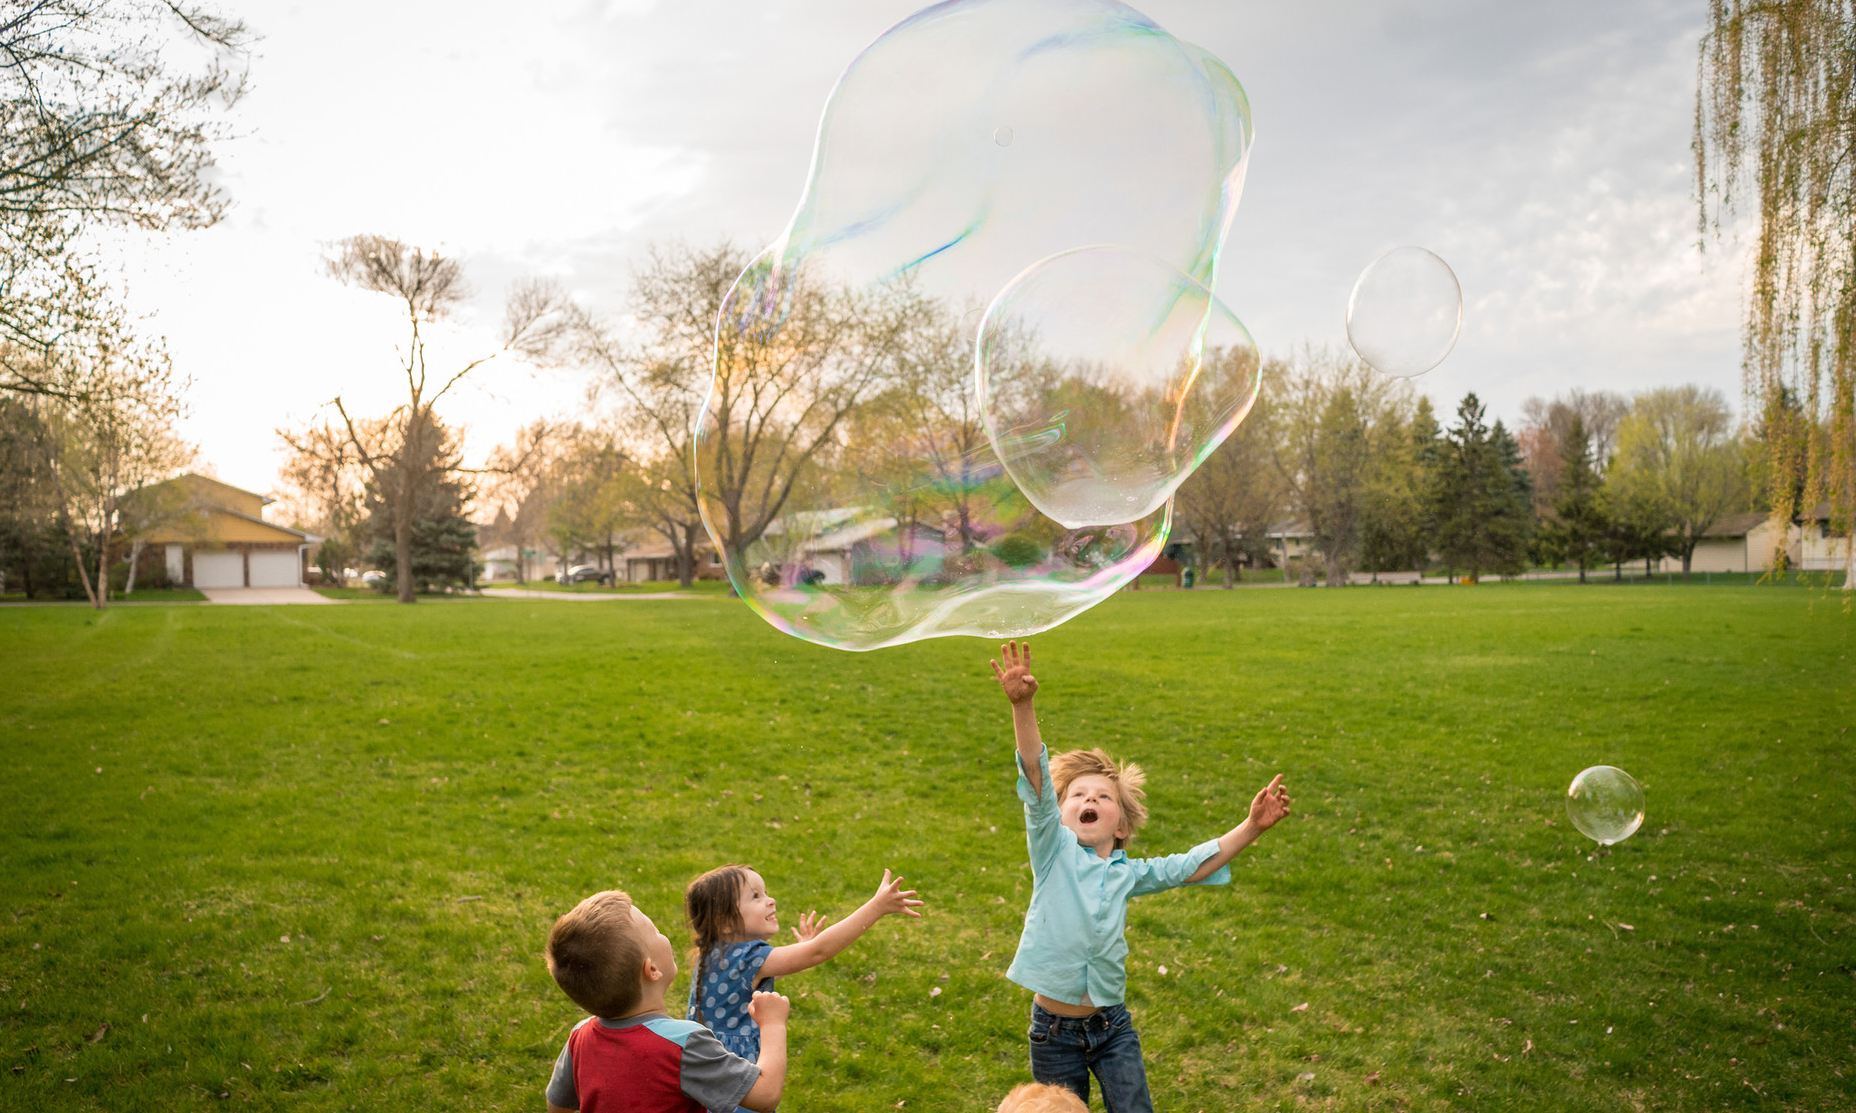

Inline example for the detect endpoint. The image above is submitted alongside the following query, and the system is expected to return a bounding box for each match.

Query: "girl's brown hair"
[684,864,753,1023]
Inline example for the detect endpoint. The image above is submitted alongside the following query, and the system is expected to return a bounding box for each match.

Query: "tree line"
[271,240,1778,602]
[1173,356,1758,587]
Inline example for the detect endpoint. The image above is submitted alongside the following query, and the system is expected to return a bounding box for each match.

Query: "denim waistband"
[1031,1000,1128,1031]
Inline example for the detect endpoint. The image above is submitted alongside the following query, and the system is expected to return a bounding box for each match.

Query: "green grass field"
[1,584,1851,1111]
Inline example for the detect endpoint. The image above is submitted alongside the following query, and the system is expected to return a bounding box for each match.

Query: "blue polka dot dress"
[686,939,774,1060]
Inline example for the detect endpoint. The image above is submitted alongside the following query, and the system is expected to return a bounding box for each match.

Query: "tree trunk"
[1578,559,1586,584]
[1842,535,1853,590]
[126,539,143,594]
[1681,542,1694,577]
[95,522,112,609]
[678,523,696,588]
[66,523,99,608]
[395,493,416,603]
[1325,552,1345,587]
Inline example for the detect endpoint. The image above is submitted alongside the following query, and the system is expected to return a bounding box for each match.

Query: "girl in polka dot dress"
[684,864,923,1059]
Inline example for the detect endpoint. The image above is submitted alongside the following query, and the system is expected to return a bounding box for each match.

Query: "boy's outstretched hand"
[871,869,925,919]
[1248,774,1293,831]
[990,641,1039,704]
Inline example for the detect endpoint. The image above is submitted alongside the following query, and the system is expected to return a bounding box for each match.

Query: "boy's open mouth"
[1080,807,1099,824]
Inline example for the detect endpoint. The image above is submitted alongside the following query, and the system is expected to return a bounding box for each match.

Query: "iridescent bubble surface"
[1346,246,1462,378]
[697,0,1255,649]
[1566,765,1645,847]
[978,245,1260,529]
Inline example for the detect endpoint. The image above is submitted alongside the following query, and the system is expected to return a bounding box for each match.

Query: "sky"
[112,0,1748,498]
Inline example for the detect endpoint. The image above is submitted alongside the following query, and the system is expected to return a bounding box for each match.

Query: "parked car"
[361,570,388,587]
[557,564,614,586]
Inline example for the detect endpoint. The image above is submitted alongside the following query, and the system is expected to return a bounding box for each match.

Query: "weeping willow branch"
[1695,0,1856,586]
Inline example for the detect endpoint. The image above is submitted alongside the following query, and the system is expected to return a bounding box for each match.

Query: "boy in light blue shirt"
[989,641,1292,1113]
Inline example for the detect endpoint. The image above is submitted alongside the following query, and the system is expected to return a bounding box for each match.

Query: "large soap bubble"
[977,245,1261,529]
[696,0,1256,649]
[1565,765,1645,847]
[1346,246,1462,378]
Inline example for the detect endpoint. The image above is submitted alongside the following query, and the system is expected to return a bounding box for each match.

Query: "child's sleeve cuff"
[1184,838,1231,886]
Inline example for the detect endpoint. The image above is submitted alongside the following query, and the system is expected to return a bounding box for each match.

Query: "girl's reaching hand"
[871,869,924,919]
[990,641,1039,704]
[793,911,828,943]
[1248,774,1292,831]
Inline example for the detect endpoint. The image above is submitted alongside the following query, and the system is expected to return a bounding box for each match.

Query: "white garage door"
[192,551,244,588]
[248,551,301,587]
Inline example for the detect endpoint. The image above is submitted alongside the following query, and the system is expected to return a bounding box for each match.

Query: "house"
[1653,504,1851,573]
[624,539,726,583]
[124,474,319,589]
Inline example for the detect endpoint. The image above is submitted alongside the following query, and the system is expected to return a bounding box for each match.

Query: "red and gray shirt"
[546,1012,761,1113]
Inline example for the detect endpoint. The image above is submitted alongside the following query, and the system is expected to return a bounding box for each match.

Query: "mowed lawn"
[1,584,1851,1112]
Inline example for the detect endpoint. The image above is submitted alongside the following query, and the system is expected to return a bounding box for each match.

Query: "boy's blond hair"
[997,1082,1088,1113]
[1050,747,1148,849]
[546,889,647,1019]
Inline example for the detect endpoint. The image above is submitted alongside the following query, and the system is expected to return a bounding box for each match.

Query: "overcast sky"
[113,0,1745,497]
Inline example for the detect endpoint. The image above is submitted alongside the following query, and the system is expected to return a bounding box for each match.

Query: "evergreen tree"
[1537,413,1607,582]
[364,475,477,593]
[1430,393,1532,581]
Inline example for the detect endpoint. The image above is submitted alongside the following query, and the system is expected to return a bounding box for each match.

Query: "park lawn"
[0,585,1850,1113]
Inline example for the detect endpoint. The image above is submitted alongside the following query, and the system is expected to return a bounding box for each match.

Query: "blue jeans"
[1027,1001,1152,1113]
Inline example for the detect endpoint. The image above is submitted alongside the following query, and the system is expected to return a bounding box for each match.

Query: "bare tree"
[577,241,918,587]
[324,235,569,602]
[1,0,250,399]
[276,417,373,585]
[39,332,192,607]
[1175,374,1283,586]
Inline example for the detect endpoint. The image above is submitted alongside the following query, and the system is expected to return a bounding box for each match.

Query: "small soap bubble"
[1566,765,1645,846]
[993,126,1014,146]
[1346,246,1462,378]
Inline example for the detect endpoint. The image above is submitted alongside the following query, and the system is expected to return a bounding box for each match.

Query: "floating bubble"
[696,0,1255,650]
[978,245,1260,529]
[1565,765,1645,847]
[1345,246,1462,378]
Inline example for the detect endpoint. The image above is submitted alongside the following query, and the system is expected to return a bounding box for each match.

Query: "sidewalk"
[201,587,342,605]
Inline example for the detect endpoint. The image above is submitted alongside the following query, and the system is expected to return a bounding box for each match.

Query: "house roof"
[1702,512,1770,539]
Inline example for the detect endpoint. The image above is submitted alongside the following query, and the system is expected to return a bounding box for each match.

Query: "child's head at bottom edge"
[545,889,678,1019]
[997,1082,1087,1113]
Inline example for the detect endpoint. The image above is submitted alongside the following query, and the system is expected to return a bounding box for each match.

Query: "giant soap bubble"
[1346,246,1462,378]
[696,0,1257,649]
[1566,765,1645,847]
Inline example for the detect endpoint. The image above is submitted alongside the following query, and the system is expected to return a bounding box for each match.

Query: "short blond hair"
[997,1082,1087,1113]
[546,890,647,1019]
[1050,747,1148,849]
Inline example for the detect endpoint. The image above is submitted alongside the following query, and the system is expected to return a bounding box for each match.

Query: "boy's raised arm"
[738,991,789,1112]
[990,641,1044,796]
[1186,774,1293,884]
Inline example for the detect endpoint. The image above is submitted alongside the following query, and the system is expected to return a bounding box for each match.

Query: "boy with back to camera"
[989,641,1292,1113]
[544,889,788,1113]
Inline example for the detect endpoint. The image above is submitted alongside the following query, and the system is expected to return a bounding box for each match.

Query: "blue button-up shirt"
[1005,745,1230,1007]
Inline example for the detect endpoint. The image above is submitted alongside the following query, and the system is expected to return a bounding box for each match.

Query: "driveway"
[200,587,341,605]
